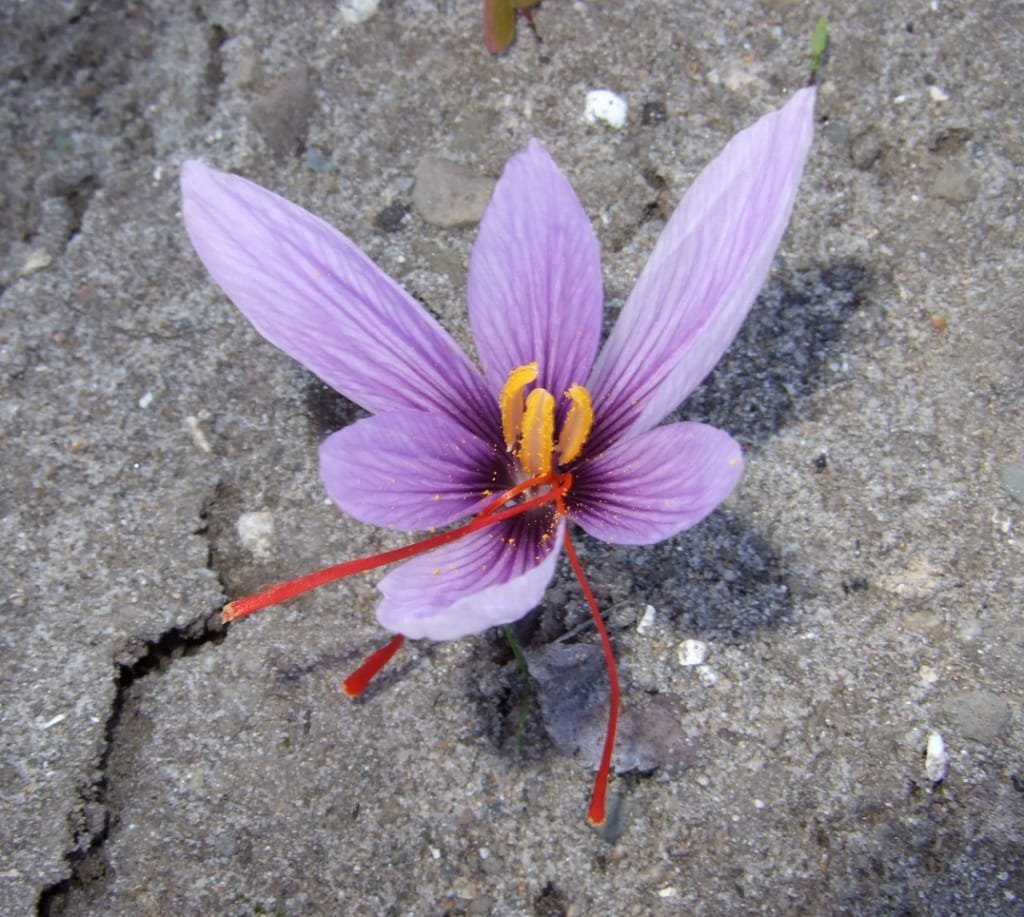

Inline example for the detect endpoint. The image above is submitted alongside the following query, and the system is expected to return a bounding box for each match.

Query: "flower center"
[499,362,594,477]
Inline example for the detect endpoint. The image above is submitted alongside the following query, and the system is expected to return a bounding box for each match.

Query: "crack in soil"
[36,610,226,916]
[37,494,230,915]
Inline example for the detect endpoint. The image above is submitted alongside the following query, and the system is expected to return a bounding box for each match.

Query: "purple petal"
[467,139,603,400]
[318,410,502,532]
[586,88,816,447]
[569,422,743,545]
[181,162,496,440]
[375,515,564,640]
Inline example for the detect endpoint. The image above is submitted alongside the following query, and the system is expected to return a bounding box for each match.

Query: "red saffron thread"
[563,528,619,827]
[342,634,406,697]
[222,473,569,623]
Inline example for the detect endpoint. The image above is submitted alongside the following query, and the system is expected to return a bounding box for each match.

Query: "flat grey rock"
[928,160,979,203]
[412,155,496,228]
[250,64,315,158]
[943,690,1012,744]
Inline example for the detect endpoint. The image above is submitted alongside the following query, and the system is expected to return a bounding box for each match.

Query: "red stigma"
[342,634,405,697]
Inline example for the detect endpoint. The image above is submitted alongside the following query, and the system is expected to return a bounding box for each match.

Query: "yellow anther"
[555,384,594,465]
[517,387,556,477]
[499,362,539,451]
[498,363,594,475]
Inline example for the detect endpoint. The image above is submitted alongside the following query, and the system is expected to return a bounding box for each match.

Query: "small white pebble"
[430,846,441,860]
[637,604,657,635]
[478,847,490,860]
[924,731,949,783]
[723,66,767,93]
[697,664,718,687]
[754,798,765,809]
[656,886,678,898]
[677,639,708,667]
[185,415,212,453]
[237,511,275,561]
[928,85,949,102]
[339,0,378,24]
[992,508,1013,534]
[919,664,939,685]
[584,90,628,129]
[20,250,52,277]
[39,714,67,730]
[138,391,154,409]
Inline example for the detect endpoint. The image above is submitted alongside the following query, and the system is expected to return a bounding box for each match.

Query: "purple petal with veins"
[586,87,816,450]
[570,422,744,545]
[181,161,497,442]
[319,410,503,532]
[468,139,604,400]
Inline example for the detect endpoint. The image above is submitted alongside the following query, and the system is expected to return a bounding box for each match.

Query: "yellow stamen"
[555,384,594,465]
[517,387,556,477]
[498,363,595,476]
[499,362,538,450]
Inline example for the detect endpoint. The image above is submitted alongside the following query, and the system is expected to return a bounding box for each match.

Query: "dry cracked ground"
[2,1,1023,914]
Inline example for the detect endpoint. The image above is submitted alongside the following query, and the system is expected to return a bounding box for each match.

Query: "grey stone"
[230,45,261,90]
[525,644,698,775]
[1000,461,1024,504]
[929,160,979,203]
[850,127,884,170]
[250,64,315,158]
[943,690,1012,743]
[412,155,495,227]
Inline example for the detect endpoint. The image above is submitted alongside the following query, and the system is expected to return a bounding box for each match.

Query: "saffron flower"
[181,86,815,825]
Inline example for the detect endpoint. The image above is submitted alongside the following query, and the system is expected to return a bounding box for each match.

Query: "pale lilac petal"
[570,422,743,545]
[467,139,603,399]
[375,516,564,640]
[587,88,816,448]
[319,411,504,532]
[181,161,496,439]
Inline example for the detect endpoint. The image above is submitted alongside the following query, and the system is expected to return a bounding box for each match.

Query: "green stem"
[503,625,534,750]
